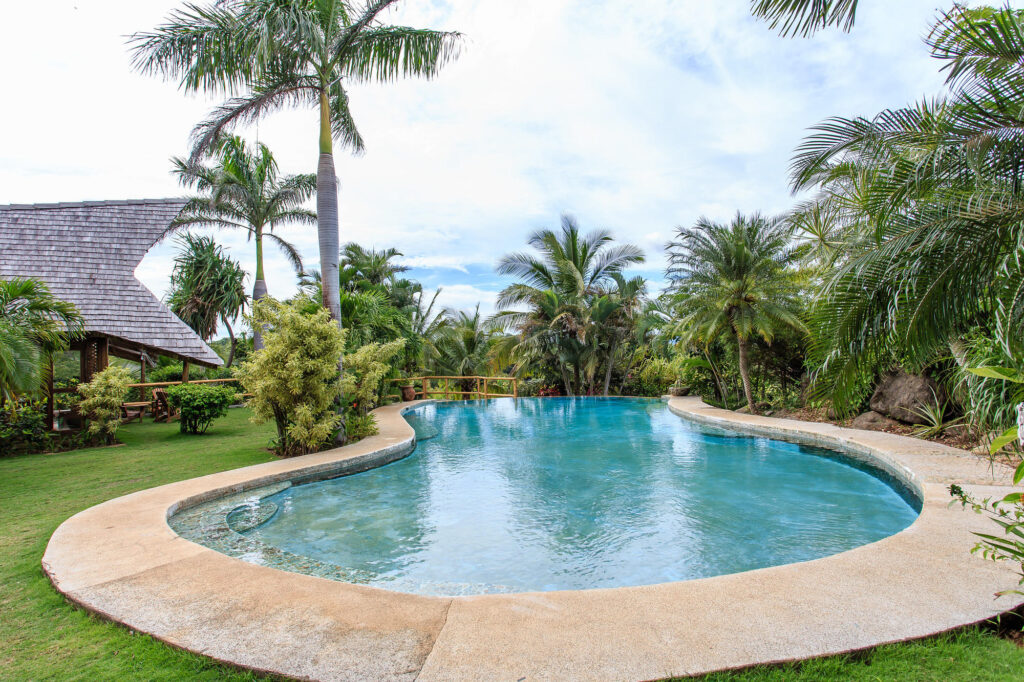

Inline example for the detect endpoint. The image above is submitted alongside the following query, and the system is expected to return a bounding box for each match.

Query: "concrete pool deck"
[43,397,1023,681]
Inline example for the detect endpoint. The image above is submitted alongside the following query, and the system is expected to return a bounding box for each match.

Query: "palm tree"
[170,136,314,350]
[790,5,1024,409]
[340,243,409,289]
[436,306,494,380]
[751,0,859,36]
[0,278,84,400]
[596,274,647,396]
[167,235,249,367]
[494,215,645,395]
[666,213,805,414]
[130,0,462,333]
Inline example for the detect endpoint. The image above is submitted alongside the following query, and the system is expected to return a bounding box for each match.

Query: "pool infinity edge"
[42,397,1023,682]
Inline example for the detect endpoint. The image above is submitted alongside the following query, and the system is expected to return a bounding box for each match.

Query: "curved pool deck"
[43,397,1023,681]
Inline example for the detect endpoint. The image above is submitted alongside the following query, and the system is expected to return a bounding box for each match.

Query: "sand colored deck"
[44,397,1023,681]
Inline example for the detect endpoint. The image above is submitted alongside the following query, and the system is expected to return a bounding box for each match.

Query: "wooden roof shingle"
[0,198,223,367]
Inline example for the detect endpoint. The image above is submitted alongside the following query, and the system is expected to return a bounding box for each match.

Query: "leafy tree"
[77,366,133,445]
[0,278,83,400]
[167,234,248,366]
[130,0,462,345]
[169,136,314,350]
[236,296,345,456]
[666,213,806,414]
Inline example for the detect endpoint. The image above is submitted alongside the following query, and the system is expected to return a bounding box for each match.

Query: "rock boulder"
[868,370,946,425]
[851,410,901,431]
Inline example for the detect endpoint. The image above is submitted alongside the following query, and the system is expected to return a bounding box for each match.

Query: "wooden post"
[483,378,489,400]
[139,355,147,402]
[513,377,518,398]
[475,377,481,399]
[46,359,55,431]
[422,377,428,400]
[181,361,190,383]
[444,377,449,400]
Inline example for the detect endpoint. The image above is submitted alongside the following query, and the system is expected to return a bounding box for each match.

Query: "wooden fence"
[389,375,518,401]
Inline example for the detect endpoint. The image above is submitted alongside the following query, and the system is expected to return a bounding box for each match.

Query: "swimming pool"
[226,398,919,595]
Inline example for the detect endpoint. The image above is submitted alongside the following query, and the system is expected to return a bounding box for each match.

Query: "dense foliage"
[0,278,83,401]
[166,383,238,434]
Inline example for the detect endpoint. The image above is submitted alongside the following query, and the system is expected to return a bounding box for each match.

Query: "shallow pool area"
[201,398,920,595]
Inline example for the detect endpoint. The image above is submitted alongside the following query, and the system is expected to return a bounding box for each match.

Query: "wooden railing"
[389,375,518,401]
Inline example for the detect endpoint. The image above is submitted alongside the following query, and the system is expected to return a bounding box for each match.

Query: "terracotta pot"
[400,385,417,402]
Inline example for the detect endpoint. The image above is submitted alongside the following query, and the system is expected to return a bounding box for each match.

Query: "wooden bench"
[120,401,151,423]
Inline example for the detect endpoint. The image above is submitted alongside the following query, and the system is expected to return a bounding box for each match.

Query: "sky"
[0,0,960,326]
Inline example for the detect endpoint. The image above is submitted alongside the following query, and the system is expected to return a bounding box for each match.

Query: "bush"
[78,366,133,445]
[0,397,52,455]
[516,378,544,397]
[166,384,237,434]
[344,412,378,441]
[341,339,406,415]
[237,297,345,457]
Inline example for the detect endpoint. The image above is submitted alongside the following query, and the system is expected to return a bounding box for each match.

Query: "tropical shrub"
[77,366,133,445]
[237,297,345,457]
[0,397,52,455]
[166,383,237,434]
[341,339,406,415]
[345,413,378,441]
[951,458,1024,597]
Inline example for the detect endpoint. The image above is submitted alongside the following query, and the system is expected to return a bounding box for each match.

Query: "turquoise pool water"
[243,398,920,595]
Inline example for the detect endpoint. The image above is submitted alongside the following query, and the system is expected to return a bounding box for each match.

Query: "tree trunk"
[318,91,345,444]
[222,315,237,368]
[252,228,268,351]
[737,334,756,414]
[573,363,581,397]
[560,365,574,396]
[603,340,617,396]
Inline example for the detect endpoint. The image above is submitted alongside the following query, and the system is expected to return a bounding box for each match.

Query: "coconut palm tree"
[596,274,647,396]
[170,136,314,349]
[0,278,84,400]
[340,243,409,289]
[494,215,645,395]
[130,0,462,333]
[166,235,249,367]
[666,213,806,414]
[436,306,494,380]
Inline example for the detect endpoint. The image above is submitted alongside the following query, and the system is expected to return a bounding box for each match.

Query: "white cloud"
[0,0,965,314]
[426,284,499,318]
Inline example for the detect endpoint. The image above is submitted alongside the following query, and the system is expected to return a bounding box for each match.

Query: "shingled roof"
[0,198,222,367]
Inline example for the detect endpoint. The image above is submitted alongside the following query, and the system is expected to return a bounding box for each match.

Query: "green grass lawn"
[0,409,1021,681]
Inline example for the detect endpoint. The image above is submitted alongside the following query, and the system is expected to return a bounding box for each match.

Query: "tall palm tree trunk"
[252,228,267,351]
[318,91,345,444]
[737,334,756,414]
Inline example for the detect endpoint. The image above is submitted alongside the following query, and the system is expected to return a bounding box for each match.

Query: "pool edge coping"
[42,396,1024,682]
